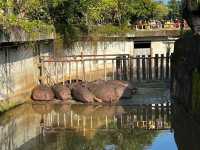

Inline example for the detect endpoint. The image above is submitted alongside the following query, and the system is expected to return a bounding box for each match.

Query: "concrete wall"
[151,40,174,56]
[0,35,175,101]
[0,40,53,101]
[65,37,175,56]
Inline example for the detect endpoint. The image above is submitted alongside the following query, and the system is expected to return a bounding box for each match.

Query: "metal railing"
[39,53,171,85]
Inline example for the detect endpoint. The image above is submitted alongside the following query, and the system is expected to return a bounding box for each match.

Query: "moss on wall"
[0,93,30,114]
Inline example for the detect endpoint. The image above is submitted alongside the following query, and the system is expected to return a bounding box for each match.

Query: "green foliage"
[167,0,182,20]
[0,14,54,33]
[91,24,133,36]
[0,0,181,45]
[0,0,54,34]
[127,0,169,21]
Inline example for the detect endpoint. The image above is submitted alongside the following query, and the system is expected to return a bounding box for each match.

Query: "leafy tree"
[127,0,168,23]
[167,0,182,20]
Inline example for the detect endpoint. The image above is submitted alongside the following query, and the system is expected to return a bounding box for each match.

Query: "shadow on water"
[172,104,200,150]
[1,101,200,150]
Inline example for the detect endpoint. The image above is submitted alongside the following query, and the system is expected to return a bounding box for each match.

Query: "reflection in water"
[0,103,179,150]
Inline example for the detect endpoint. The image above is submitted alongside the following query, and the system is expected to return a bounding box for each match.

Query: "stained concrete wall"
[0,40,53,101]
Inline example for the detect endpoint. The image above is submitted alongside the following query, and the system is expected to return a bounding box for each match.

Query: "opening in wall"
[134,41,151,49]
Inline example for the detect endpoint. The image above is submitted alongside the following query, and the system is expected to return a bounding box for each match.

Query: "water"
[0,103,181,150]
[1,80,199,150]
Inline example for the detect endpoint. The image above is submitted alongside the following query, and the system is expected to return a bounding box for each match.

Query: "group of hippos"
[32,80,137,103]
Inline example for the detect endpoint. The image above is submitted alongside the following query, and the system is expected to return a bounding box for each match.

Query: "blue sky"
[157,0,170,4]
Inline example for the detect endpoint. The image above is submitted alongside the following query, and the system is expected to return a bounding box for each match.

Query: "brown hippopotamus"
[87,80,137,103]
[107,80,137,94]
[32,85,55,101]
[71,83,96,103]
[52,84,71,100]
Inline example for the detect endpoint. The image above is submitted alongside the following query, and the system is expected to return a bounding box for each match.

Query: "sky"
[162,0,169,4]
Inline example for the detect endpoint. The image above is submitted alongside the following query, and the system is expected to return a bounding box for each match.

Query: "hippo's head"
[183,0,200,34]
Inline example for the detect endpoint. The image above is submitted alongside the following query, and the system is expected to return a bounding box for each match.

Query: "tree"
[167,0,181,20]
[154,2,169,20]
[127,0,168,22]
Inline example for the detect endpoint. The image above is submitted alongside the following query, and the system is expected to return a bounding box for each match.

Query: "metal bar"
[104,60,107,81]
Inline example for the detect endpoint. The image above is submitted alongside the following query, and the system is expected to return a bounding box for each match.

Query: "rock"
[71,84,95,103]
[52,84,71,100]
[32,85,55,101]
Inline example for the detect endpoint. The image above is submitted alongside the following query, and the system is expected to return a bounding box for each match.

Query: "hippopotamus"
[31,80,137,103]
[52,83,71,100]
[87,80,137,103]
[106,80,137,95]
[32,85,55,101]
[71,83,96,103]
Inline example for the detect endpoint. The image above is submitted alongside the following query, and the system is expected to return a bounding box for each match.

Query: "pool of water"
[0,102,182,150]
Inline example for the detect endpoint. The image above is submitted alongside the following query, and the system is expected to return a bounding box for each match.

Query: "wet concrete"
[118,81,170,105]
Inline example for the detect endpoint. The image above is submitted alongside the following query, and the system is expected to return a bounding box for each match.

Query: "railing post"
[154,54,159,80]
[166,53,170,80]
[69,61,72,84]
[104,59,107,81]
[82,60,85,81]
[160,54,164,80]
[129,56,133,81]
[122,55,128,80]
[142,55,146,80]
[116,57,121,80]
[38,56,43,84]
[62,62,64,85]
[76,60,78,82]
[148,55,152,80]
[89,61,92,81]
[136,55,141,81]
[112,59,115,80]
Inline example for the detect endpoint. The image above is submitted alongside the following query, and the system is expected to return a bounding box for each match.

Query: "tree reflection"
[0,103,173,150]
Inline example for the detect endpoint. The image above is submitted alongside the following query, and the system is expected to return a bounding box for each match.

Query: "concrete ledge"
[0,26,54,43]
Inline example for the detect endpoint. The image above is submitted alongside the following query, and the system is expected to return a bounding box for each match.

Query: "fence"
[39,53,171,85]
